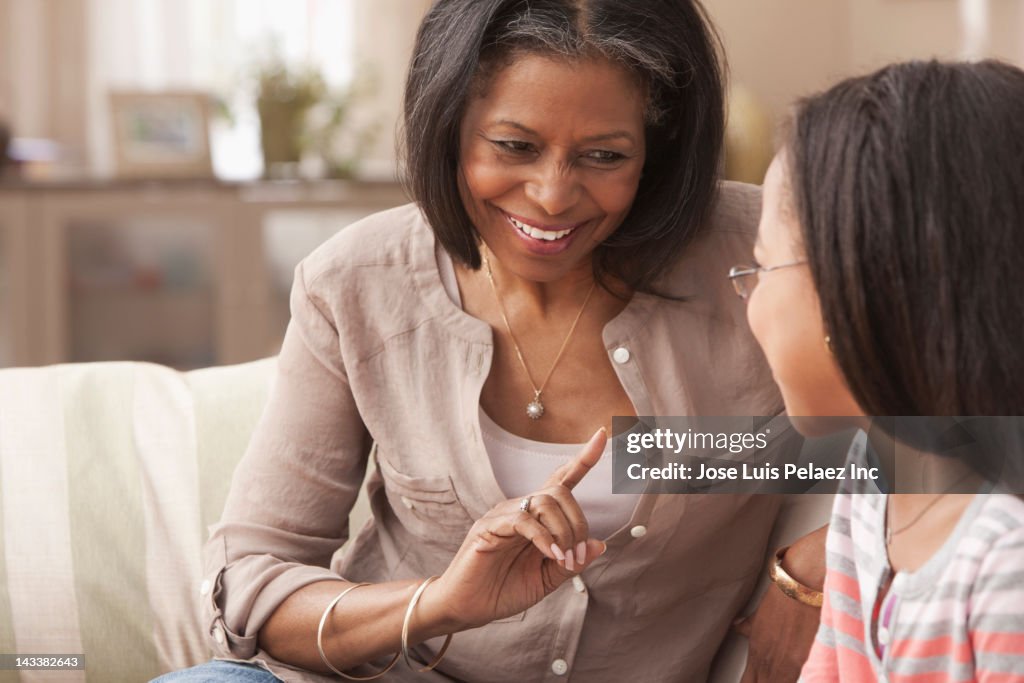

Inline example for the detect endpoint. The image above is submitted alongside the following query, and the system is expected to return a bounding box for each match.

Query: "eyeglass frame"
[728,260,807,299]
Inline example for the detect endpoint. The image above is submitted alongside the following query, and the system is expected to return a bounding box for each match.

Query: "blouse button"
[401,496,415,510]
[212,624,226,645]
[630,525,648,538]
[572,576,586,593]
[551,659,568,676]
[199,579,212,597]
[878,626,891,645]
[612,347,631,364]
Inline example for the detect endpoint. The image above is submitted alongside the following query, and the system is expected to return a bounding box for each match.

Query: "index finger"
[548,427,607,491]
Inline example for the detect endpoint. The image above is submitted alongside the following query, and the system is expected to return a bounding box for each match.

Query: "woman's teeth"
[507,215,575,241]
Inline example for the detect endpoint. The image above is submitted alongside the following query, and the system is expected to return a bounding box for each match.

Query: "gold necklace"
[481,249,596,420]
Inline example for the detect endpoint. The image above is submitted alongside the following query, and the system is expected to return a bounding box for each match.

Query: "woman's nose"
[524,160,581,218]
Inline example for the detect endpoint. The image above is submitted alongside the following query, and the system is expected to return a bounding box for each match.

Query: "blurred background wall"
[0,0,1021,368]
[0,0,433,180]
[3,0,1020,180]
[3,0,1020,181]
[714,0,1023,120]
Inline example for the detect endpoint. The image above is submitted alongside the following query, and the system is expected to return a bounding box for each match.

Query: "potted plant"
[254,55,326,177]
[252,47,378,180]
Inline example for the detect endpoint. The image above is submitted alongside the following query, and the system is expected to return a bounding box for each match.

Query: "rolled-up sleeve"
[201,259,372,658]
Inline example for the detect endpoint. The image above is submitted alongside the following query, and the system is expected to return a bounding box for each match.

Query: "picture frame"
[109,91,213,179]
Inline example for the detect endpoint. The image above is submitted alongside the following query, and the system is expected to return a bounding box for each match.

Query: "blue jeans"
[152,660,282,682]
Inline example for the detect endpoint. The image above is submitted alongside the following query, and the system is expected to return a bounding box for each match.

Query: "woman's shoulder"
[653,180,762,293]
[709,180,762,237]
[300,202,431,290]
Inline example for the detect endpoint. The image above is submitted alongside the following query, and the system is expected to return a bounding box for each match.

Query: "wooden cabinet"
[0,179,408,368]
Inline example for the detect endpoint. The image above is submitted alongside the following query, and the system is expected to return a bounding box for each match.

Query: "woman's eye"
[492,140,534,154]
[585,150,627,164]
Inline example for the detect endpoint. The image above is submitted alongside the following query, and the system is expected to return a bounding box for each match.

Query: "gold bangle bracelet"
[769,547,824,608]
[401,576,453,672]
[316,583,400,681]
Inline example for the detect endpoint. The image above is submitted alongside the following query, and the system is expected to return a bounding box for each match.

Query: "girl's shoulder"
[973,493,1024,554]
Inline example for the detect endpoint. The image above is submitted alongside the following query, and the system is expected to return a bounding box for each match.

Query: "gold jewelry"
[401,576,452,672]
[769,547,823,607]
[481,247,596,420]
[317,583,400,680]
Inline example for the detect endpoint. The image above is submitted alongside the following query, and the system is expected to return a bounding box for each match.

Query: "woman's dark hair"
[785,61,1024,417]
[402,0,725,294]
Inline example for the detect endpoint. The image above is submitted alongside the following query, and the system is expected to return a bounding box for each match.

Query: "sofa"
[0,358,322,682]
[0,359,830,682]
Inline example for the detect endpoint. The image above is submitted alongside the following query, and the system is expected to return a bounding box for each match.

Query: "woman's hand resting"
[735,525,828,682]
[431,427,608,629]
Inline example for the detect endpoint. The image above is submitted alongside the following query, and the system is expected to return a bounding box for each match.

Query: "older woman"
[158,1,805,681]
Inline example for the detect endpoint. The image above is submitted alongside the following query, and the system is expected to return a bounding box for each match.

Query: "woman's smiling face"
[458,53,647,282]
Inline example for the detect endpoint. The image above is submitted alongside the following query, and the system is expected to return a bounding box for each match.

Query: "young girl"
[739,60,1024,681]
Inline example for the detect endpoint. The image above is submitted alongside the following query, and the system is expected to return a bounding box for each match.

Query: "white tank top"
[478,407,639,540]
[438,248,639,540]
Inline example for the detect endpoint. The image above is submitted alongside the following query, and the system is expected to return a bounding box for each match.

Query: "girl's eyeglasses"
[728,260,807,299]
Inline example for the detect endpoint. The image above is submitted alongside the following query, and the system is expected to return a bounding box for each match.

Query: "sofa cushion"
[0,359,276,681]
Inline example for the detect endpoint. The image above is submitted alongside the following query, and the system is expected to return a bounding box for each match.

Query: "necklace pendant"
[526,398,545,420]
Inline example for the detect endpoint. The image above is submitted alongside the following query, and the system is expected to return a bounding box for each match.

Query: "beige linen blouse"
[202,181,786,682]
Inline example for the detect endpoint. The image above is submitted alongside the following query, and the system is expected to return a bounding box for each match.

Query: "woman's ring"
[519,496,533,513]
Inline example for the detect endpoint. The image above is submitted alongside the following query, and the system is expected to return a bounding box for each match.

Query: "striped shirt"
[801,433,1024,682]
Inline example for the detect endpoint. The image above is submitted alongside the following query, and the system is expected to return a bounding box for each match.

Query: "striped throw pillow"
[0,359,276,682]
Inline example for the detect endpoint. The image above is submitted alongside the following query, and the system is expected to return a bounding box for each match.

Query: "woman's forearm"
[257,437,610,674]
[258,578,462,674]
